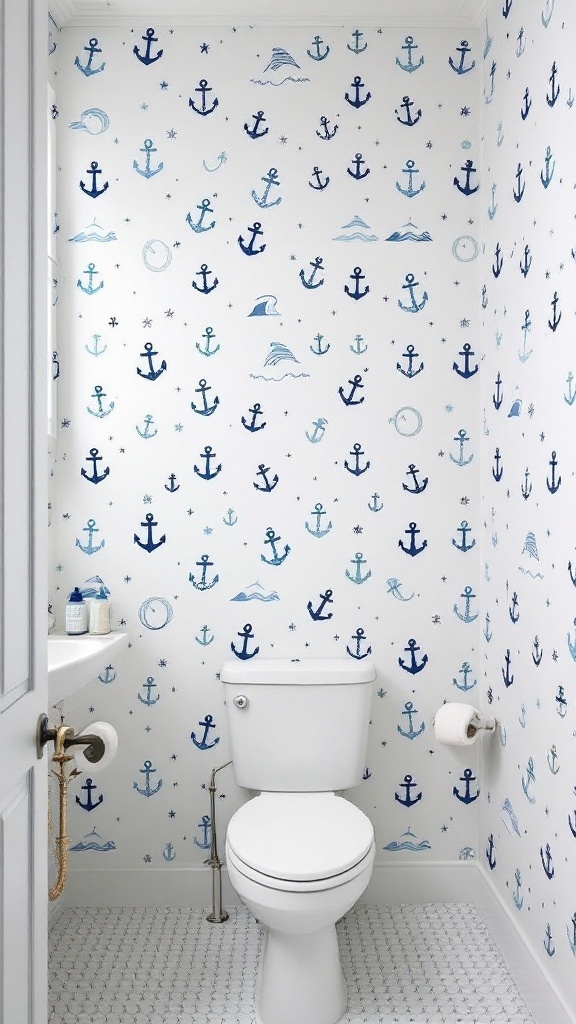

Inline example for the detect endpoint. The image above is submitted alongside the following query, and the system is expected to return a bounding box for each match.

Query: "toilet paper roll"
[73,721,118,773]
[433,703,479,747]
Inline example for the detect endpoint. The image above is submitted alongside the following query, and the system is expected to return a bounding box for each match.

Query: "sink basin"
[47,631,128,704]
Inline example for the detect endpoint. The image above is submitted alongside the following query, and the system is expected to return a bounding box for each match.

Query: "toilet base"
[258,923,347,1024]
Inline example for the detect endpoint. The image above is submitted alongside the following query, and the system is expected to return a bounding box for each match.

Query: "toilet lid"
[226,793,374,882]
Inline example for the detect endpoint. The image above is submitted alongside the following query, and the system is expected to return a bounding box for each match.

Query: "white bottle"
[66,587,88,635]
[89,589,111,635]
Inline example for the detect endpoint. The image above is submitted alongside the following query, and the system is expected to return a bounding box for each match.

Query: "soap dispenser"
[89,588,111,635]
[66,587,88,635]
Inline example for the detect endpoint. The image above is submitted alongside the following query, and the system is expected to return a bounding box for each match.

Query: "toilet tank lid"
[220,658,376,685]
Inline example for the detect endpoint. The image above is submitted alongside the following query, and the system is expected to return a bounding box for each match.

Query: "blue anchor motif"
[484,60,497,103]
[338,374,365,406]
[75,778,103,811]
[397,344,424,378]
[133,139,163,178]
[519,244,532,277]
[223,508,238,527]
[76,518,105,555]
[398,638,428,675]
[307,35,329,60]
[547,745,560,774]
[242,403,266,432]
[540,146,555,188]
[194,446,222,480]
[548,291,562,332]
[305,417,328,443]
[138,676,160,706]
[569,811,576,838]
[398,521,427,557]
[316,116,339,141]
[521,757,536,802]
[397,701,425,740]
[344,268,369,299]
[77,262,104,295]
[481,285,488,309]
[191,715,220,750]
[403,464,428,494]
[193,815,211,849]
[134,513,166,553]
[454,159,479,196]
[453,343,478,378]
[484,612,492,642]
[254,463,279,493]
[299,256,325,289]
[453,661,477,691]
[81,447,110,484]
[186,198,216,234]
[345,552,372,585]
[310,333,330,355]
[547,451,561,493]
[396,159,426,197]
[513,163,525,203]
[189,79,219,116]
[453,769,479,804]
[134,27,163,64]
[162,843,176,862]
[195,625,214,646]
[448,39,476,74]
[87,384,114,418]
[452,521,476,553]
[546,61,560,107]
[542,0,555,26]
[396,36,424,73]
[450,428,473,466]
[556,685,567,717]
[519,704,527,729]
[98,664,116,685]
[133,760,163,797]
[488,183,498,220]
[564,372,576,407]
[231,623,260,660]
[398,273,428,312]
[518,309,532,362]
[244,110,269,139]
[543,925,555,957]
[395,96,422,126]
[493,448,503,482]
[541,844,555,879]
[502,648,514,687]
[196,326,219,357]
[136,413,157,439]
[486,833,496,870]
[85,333,106,357]
[347,29,367,53]
[189,554,219,591]
[483,20,493,58]
[567,914,576,955]
[454,585,478,622]
[261,527,290,566]
[191,378,219,417]
[520,86,531,120]
[493,371,503,409]
[192,263,218,294]
[252,167,282,208]
[137,341,167,381]
[395,774,422,807]
[502,0,513,17]
[533,636,543,666]
[75,38,106,76]
[368,493,384,511]
[512,869,524,910]
[79,161,109,198]
[386,578,414,601]
[238,222,266,256]
[344,443,370,476]
[309,166,330,191]
[492,243,503,277]
[346,627,372,660]
[345,76,371,108]
[509,592,520,623]
[165,473,179,493]
[307,589,334,621]
[305,503,332,538]
[569,558,576,588]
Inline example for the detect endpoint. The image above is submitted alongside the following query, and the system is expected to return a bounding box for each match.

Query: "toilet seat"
[226,793,374,891]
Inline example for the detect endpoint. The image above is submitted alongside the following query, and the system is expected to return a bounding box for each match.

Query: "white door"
[0,1,49,1022]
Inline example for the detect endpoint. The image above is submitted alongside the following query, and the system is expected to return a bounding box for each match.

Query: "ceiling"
[50,0,488,29]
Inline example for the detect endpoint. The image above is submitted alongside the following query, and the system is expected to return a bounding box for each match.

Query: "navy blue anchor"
[187,199,216,233]
[540,146,555,188]
[189,79,219,116]
[546,61,560,106]
[516,26,525,56]
[520,86,531,120]
[261,527,290,565]
[396,36,424,73]
[403,463,428,494]
[533,636,544,666]
[397,701,425,740]
[74,38,105,76]
[509,591,520,623]
[540,843,555,879]
[78,262,104,294]
[493,447,503,481]
[567,915,576,955]
[81,447,110,484]
[548,291,562,332]
[307,590,334,621]
[399,521,427,557]
[80,161,109,198]
[193,815,211,849]
[137,342,166,380]
[449,39,475,74]
[453,661,477,691]
[454,159,479,195]
[305,503,332,538]
[344,443,370,476]
[138,676,160,706]
[307,35,329,60]
[452,521,475,553]
[395,96,422,126]
[189,554,219,591]
[519,244,532,277]
[191,715,220,750]
[569,554,576,588]
[547,451,561,493]
[238,222,266,256]
[242,403,266,431]
[299,256,325,289]
[484,60,496,103]
[543,925,555,957]
[347,153,370,180]
[231,623,260,660]
[195,625,214,646]
[196,326,219,357]
[346,628,372,660]
[344,268,369,299]
[252,167,282,208]
[397,344,424,378]
[454,586,478,622]
[134,512,166,552]
[345,552,371,584]
[309,166,330,190]
[254,464,279,492]
[87,385,114,418]
[316,116,339,140]
[395,774,422,807]
[345,76,371,108]
[347,29,367,53]
[396,159,426,197]
[453,343,478,378]
[192,264,218,294]
[194,446,221,480]
[339,374,365,405]
[486,833,496,869]
[398,638,428,674]
[502,648,514,687]
[133,139,163,178]
[76,518,105,555]
[493,371,503,409]
[310,333,330,355]
[191,378,219,416]
[398,273,428,312]
[513,163,525,202]
[492,243,503,277]
[453,769,479,804]
[569,810,576,838]
[75,778,103,811]
[502,0,513,17]
[134,27,163,64]
[244,111,269,139]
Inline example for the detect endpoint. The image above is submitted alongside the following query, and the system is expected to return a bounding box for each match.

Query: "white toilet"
[221,658,376,1024]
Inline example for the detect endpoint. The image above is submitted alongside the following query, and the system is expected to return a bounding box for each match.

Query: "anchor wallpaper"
[48,0,573,1011]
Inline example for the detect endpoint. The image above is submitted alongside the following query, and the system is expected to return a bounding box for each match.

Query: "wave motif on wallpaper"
[383,829,431,853]
[248,294,281,317]
[251,47,310,86]
[501,798,522,837]
[70,829,116,852]
[332,214,379,242]
[385,221,433,242]
[518,531,544,578]
[68,219,117,243]
[230,581,280,603]
[250,342,310,381]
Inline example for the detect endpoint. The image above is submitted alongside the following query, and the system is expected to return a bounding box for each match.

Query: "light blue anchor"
[403,464,428,494]
[556,685,567,718]
[138,676,160,706]
[137,342,166,380]
[398,273,428,312]
[483,19,493,58]
[396,36,424,72]
[305,417,328,443]
[133,139,163,178]
[516,26,526,56]
[310,333,330,355]
[547,745,559,775]
[346,627,372,660]
[196,326,219,357]
[187,198,215,233]
[134,26,163,64]
[261,527,290,566]
[191,715,220,750]
[518,309,532,362]
[162,843,176,862]
[194,446,221,480]
[454,586,478,622]
[453,662,477,691]
[488,183,498,220]
[75,38,106,76]
[344,443,370,476]
[564,372,576,406]
[338,374,365,406]
[452,521,475,553]
[512,868,524,910]
[350,334,368,355]
[450,428,473,466]
[483,612,492,641]
[87,384,113,418]
[453,768,479,804]
[521,757,536,802]
[223,508,238,526]
[81,448,110,484]
[76,518,105,555]
[397,701,425,740]
[189,79,218,116]
[98,665,116,685]
[85,333,106,357]
[483,60,496,103]
[134,512,166,552]
[75,778,103,811]
[133,760,163,796]
[398,638,428,674]
[254,464,279,493]
[191,378,219,417]
[544,925,555,957]
[454,159,479,196]
[231,623,260,659]
[345,552,371,585]
[316,116,339,140]
[77,263,104,295]
[568,915,576,956]
[395,774,422,807]
[242,403,266,432]
[542,0,555,26]
[345,76,371,108]
[299,256,325,289]
[79,161,109,198]
[448,40,475,74]
[252,167,282,208]
[386,578,414,601]
[136,413,157,439]
[398,521,427,557]
[189,554,219,591]
[193,815,211,849]
[395,95,422,127]
[344,267,369,299]
[396,159,426,197]
[497,120,504,146]
[195,625,214,646]
[397,344,424,378]
[192,263,218,294]
[347,29,367,54]
[305,503,332,538]
[307,35,329,60]
[540,146,555,188]
[368,493,384,511]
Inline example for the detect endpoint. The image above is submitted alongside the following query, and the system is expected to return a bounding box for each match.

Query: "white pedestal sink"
[48,631,128,704]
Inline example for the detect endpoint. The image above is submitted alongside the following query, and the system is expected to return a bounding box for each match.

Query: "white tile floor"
[48,902,536,1024]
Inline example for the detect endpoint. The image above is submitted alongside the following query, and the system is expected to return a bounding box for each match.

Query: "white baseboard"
[65,864,238,910]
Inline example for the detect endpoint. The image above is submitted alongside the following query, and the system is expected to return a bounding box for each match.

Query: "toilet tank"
[220,658,376,791]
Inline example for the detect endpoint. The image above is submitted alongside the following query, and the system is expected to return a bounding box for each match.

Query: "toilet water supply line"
[205,759,233,923]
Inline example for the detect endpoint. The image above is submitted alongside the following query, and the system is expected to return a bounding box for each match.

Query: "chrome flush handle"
[233,694,249,709]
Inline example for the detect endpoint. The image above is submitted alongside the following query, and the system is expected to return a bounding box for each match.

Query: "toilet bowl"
[225,792,375,1024]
